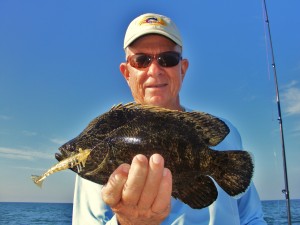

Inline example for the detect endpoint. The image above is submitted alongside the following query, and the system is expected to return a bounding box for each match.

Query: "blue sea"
[0,200,299,224]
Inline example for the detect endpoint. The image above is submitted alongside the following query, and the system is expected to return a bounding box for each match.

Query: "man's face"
[120,35,189,110]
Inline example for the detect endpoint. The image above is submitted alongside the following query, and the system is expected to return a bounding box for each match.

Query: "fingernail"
[136,154,146,162]
[152,154,162,164]
[122,164,130,174]
[114,173,123,181]
[114,165,129,182]
[163,168,168,177]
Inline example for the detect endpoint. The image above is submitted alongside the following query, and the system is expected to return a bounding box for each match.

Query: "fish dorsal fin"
[81,115,103,134]
[113,102,229,146]
[183,111,229,146]
[122,102,173,111]
[81,103,129,135]
[110,103,125,111]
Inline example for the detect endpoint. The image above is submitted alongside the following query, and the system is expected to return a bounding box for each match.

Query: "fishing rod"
[262,0,292,224]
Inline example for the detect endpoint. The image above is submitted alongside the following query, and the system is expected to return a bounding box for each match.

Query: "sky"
[0,0,299,203]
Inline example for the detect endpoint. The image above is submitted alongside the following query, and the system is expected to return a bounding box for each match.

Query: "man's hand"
[101,154,172,225]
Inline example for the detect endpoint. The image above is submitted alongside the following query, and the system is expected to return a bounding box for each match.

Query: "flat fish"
[53,102,253,209]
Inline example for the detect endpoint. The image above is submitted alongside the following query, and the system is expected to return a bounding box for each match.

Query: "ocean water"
[262,199,300,225]
[0,200,299,224]
[0,202,72,225]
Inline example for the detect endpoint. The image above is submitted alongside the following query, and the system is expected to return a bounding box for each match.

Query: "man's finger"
[101,164,130,207]
[151,168,172,214]
[122,154,149,205]
[138,154,165,209]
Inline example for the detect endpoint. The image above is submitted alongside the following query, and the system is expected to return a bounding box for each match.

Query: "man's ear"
[120,63,130,83]
[181,59,189,81]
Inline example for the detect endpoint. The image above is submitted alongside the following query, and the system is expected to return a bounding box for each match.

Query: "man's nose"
[147,59,163,77]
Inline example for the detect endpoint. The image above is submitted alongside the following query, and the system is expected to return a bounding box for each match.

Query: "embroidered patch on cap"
[139,16,166,26]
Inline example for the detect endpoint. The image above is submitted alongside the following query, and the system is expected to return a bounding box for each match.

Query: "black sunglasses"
[127,51,182,69]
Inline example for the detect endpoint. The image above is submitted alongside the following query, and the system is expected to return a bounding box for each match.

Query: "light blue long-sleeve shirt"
[72,117,267,225]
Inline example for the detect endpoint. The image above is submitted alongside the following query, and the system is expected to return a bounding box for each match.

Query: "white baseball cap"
[123,13,182,49]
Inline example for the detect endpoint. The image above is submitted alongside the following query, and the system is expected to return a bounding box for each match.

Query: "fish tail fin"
[209,150,254,197]
[31,175,44,188]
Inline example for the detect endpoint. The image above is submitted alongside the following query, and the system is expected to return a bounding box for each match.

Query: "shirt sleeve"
[218,119,267,225]
[237,183,267,225]
[72,175,116,225]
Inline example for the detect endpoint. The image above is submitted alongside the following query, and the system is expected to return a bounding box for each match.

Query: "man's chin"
[144,97,172,109]
[143,98,166,107]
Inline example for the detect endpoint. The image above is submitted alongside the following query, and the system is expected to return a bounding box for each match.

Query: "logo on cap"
[139,16,166,26]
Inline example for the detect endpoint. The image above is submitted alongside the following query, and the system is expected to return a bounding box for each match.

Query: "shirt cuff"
[105,214,119,225]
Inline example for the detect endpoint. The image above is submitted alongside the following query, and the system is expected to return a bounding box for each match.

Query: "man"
[72,13,267,225]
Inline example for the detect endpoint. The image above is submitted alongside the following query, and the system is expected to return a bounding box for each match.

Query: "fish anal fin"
[173,174,218,209]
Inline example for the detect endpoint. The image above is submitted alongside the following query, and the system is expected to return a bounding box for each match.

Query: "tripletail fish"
[53,102,253,209]
[31,148,91,188]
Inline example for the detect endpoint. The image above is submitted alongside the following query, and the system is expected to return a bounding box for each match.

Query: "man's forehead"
[131,34,177,46]
[127,34,180,52]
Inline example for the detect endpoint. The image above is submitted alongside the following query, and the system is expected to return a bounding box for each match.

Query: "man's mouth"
[146,83,167,88]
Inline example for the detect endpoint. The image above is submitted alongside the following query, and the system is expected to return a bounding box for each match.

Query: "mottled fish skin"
[56,102,254,209]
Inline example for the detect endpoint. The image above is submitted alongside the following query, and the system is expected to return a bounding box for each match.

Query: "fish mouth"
[55,152,64,161]
[55,139,77,162]
[55,147,72,162]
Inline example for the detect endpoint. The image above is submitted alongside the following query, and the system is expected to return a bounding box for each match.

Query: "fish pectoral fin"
[173,174,218,209]
[85,153,110,177]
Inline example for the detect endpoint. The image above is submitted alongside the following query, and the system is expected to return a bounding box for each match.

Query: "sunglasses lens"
[130,54,152,68]
[157,52,181,67]
[128,51,181,68]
